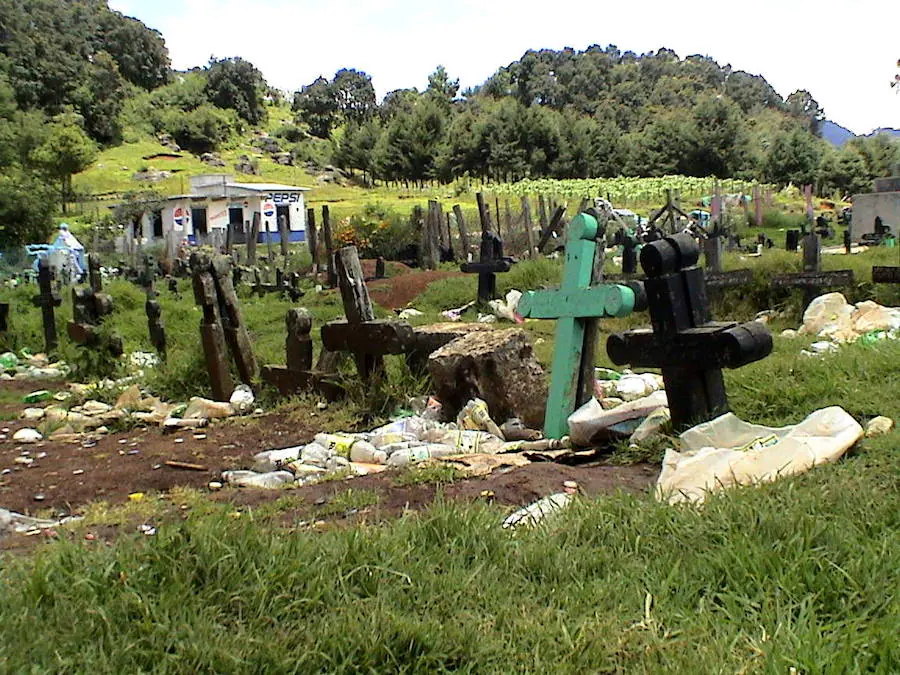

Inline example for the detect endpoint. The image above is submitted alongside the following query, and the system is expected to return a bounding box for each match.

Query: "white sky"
[110,0,898,135]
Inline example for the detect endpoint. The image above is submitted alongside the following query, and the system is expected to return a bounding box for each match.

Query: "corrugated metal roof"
[228,182,310,192]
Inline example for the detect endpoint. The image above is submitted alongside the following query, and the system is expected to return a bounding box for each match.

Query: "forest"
[0,0,897,248]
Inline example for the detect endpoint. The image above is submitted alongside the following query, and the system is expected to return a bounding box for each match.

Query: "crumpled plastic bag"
[488,289,522,322]
[567,391,668,446]
[656,406,863,505]
[230,385,255,414]
[457,398,504,439]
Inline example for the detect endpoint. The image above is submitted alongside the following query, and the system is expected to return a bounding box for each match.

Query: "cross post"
[517,212,643,439]
[607,233,773,431]
[32,258,61,353]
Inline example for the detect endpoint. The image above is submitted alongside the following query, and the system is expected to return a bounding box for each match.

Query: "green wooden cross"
[518,212,638,439]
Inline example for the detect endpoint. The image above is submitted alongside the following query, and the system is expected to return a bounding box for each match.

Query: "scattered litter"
[229,385,255,414]
[398,308,424,319]
[865,416,894,438]
[184,397,234,420]
[222,470,295,488]
[23,390,52,404]
[457,398,504,438]
[208,481,223,490]
[441,301,475,321]
[568,391,668,446]
[500,418,542,441]
[128,492,145,502]
[488,289,522,322]
[629,407,671,445]
[502,493,573,529]
[139,524,156,536]
[476,313,497,323]
[0,507,80,536]
[797,293,900,348]
[72,469,84,476]
[657,407,863,505]
[12,428,42,444]
[164,460,208,472]
[193,433,207,440]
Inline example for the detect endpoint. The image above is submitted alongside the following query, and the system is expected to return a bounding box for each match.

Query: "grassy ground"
[2,246,899,672]
[0,335,897,672]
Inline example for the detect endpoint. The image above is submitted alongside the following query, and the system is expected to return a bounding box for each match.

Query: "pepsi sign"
[262,202,275,218]
[173,207,185,226]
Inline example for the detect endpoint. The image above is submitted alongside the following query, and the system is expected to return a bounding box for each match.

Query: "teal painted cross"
[517,212,637,439]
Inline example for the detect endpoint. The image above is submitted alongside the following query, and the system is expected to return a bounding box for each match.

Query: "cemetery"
[0,4,897,667]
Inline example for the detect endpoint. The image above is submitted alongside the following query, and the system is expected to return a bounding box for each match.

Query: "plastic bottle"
[301,442,333,467]
[314,433,379,460]
[386,444,457,467]
[501,493,573,529]
[349,443,387,464]
[221,470,295,488]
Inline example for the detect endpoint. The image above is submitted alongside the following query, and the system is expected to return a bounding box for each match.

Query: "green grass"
[2,239,900,671]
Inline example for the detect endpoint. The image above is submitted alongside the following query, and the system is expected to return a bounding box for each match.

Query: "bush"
[749,208,809,231]
[332,204,418,260]
[273,123,306,143]
[154,104,236,154]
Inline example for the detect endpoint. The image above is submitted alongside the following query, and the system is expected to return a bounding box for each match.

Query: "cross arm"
[518,284,637,319]
[321,319,414,355]
[770,270,854,288]
[460,260,512,274]
[607,321,772,369]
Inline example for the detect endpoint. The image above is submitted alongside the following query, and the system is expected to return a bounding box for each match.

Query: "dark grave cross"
[785,229,801,252]
[872,266,900,285]
[647,189,690,236]
[32,259,62,353]
[145,281,167,358]
[321,246,414,381]
[0,302,9,334]
[607,233,773,431]
[517,212,644,439]
[68,254,123,355]
[261,308,344,400]
[536,205,568,253]
[612,227,641,276]
[771,234,855,309]
[191,255,234,401]
[702,234,754,291]
[460,226,514,304]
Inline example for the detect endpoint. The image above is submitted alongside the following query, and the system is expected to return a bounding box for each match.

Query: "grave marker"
[32,258,61,352]
[320,246,414,381]
[771,234,855,308]
[702,235,754,291]
[517,212,644,439]
[145,283,166,358]
[67,254,123,355]
[0,302,9,333]
[261,308,344,400]
[460,218,514,304]
[607,233,773,431]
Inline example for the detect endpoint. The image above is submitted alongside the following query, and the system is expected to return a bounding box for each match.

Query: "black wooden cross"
[460,228,514,304]
[32,258,62,353]
[68,254,123,355]
[771,234,854,309]
[0,302,9,334]
[702,234,754,291]
[607,233,773,431]
[321,246,414,381]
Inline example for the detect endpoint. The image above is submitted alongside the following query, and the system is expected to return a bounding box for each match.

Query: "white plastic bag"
[567,391,668,446]
[657,406,863,504]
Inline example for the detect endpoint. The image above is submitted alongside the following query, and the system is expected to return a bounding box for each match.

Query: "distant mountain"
[870,128,900,138]
[821,120,855,146]
[822,122,900,147]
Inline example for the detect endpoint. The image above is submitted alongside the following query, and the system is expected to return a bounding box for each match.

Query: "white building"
[129,174,310,250]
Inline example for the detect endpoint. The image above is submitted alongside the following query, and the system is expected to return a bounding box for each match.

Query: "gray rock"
[427,328,547,429]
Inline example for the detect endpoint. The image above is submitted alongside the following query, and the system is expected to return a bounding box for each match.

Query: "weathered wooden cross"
[68,254,123,355]
[607,233,773,431]
[517,212,644,439]
[32,258,62,353]
[702,234,754,291]
[190,253,258,401]
[145,282,166,358]
[261,308,344,400]
[321,246,414,381]
[771,233,854,309]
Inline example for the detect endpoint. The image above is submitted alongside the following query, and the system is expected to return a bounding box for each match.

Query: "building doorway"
[191,207,208,241]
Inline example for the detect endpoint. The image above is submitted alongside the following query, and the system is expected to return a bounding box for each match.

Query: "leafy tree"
[786,89,825,136]
[293,76,338,139]
[763,127,820,186]
[31,120,97,213]
[74,51,126,144]
[331,68,376,123]
[689,94,749,177]
[819,146,871,197]
[724,71,783,113]
[0,168,57,247]
[205,57,267,125]
[97,10,170,90]
[159,104,234,154]
[426,66,459,105]
[380,88,419,120]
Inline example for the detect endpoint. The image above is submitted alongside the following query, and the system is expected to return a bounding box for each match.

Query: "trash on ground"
[568,390,668,446]
[229,385,255,414]
[12,428,43,444]
[798,293,900,347]
[656,406,863,505]
[864,416,894,438]
[488,289,522,322]
[0,507,81,537]
[502,492,573,529]
[398,308,423,319]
